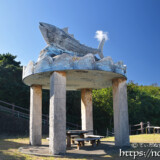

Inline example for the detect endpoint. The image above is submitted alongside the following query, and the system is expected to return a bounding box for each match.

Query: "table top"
[66,130,89,135]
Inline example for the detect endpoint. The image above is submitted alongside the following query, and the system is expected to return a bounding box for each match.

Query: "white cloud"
[95,30,109,41]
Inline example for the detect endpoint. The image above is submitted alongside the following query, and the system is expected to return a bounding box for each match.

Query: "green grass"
[103,134,160,143]
[0,134,160,160]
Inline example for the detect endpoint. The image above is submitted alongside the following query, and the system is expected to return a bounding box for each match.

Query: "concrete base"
[112,78,130,146]
[81,89,93,134]
[49,71,66,155]
[29,85,42,146]
[19,141,117,157]
[23,70,126,91]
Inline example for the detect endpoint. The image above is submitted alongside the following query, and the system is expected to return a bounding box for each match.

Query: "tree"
[0,53,30,108]
[92,88,113,135]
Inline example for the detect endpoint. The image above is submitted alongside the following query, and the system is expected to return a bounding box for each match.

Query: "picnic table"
[66,130,89,148]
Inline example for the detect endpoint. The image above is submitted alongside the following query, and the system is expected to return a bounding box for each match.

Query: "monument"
[22,22,130,155]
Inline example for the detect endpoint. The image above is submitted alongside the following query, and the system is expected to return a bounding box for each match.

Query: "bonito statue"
[39,22,106,60]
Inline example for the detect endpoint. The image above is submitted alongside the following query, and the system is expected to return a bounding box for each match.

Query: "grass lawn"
[0,134,160,160]
[103,134,160,143]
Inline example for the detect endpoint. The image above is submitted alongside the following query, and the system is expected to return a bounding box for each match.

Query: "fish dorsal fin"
[62,27,75,39]
[69,34,74,38]
[62,27,68,33]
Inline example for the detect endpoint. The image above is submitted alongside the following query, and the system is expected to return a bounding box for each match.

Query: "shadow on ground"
[19,141,130,160]
[3,136,160,160]
[0,137,28,160]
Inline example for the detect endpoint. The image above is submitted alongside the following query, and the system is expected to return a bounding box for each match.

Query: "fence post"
[140,122,144,134]
[147,121,150,134]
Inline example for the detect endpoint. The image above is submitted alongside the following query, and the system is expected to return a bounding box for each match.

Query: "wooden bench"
[85,135,104,138]
[75,137,101,150]
[85,135,104,144]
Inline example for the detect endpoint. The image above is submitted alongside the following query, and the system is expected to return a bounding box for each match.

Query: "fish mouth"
[39,22,57,34]
[39,22,43,26]
[39,22,46,28]
[39,22,51,30]
[39,22,50,44]
[39,22,57,45]
[39,22,47,34]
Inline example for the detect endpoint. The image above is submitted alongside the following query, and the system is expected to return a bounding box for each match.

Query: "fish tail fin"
[98,38,105,59]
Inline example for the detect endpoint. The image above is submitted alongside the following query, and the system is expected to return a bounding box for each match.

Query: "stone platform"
[23,53,126,90]
[19,141,121,157]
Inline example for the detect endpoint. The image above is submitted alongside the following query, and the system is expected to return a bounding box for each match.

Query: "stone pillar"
[81,89,93,134]
[112,78,130,146]
[49,71,66,155]
[29,85,42,146]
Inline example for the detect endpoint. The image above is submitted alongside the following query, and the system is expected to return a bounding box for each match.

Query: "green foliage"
[128,82,160,125]
[0,53,20,67]
[92,88,113,134]
[0,53,30,108]
[92,82,160,135]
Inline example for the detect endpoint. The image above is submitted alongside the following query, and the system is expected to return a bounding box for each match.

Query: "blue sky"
[0,0,160,86]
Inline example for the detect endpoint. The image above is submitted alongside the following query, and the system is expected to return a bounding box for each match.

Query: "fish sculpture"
[39,22,106,59]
